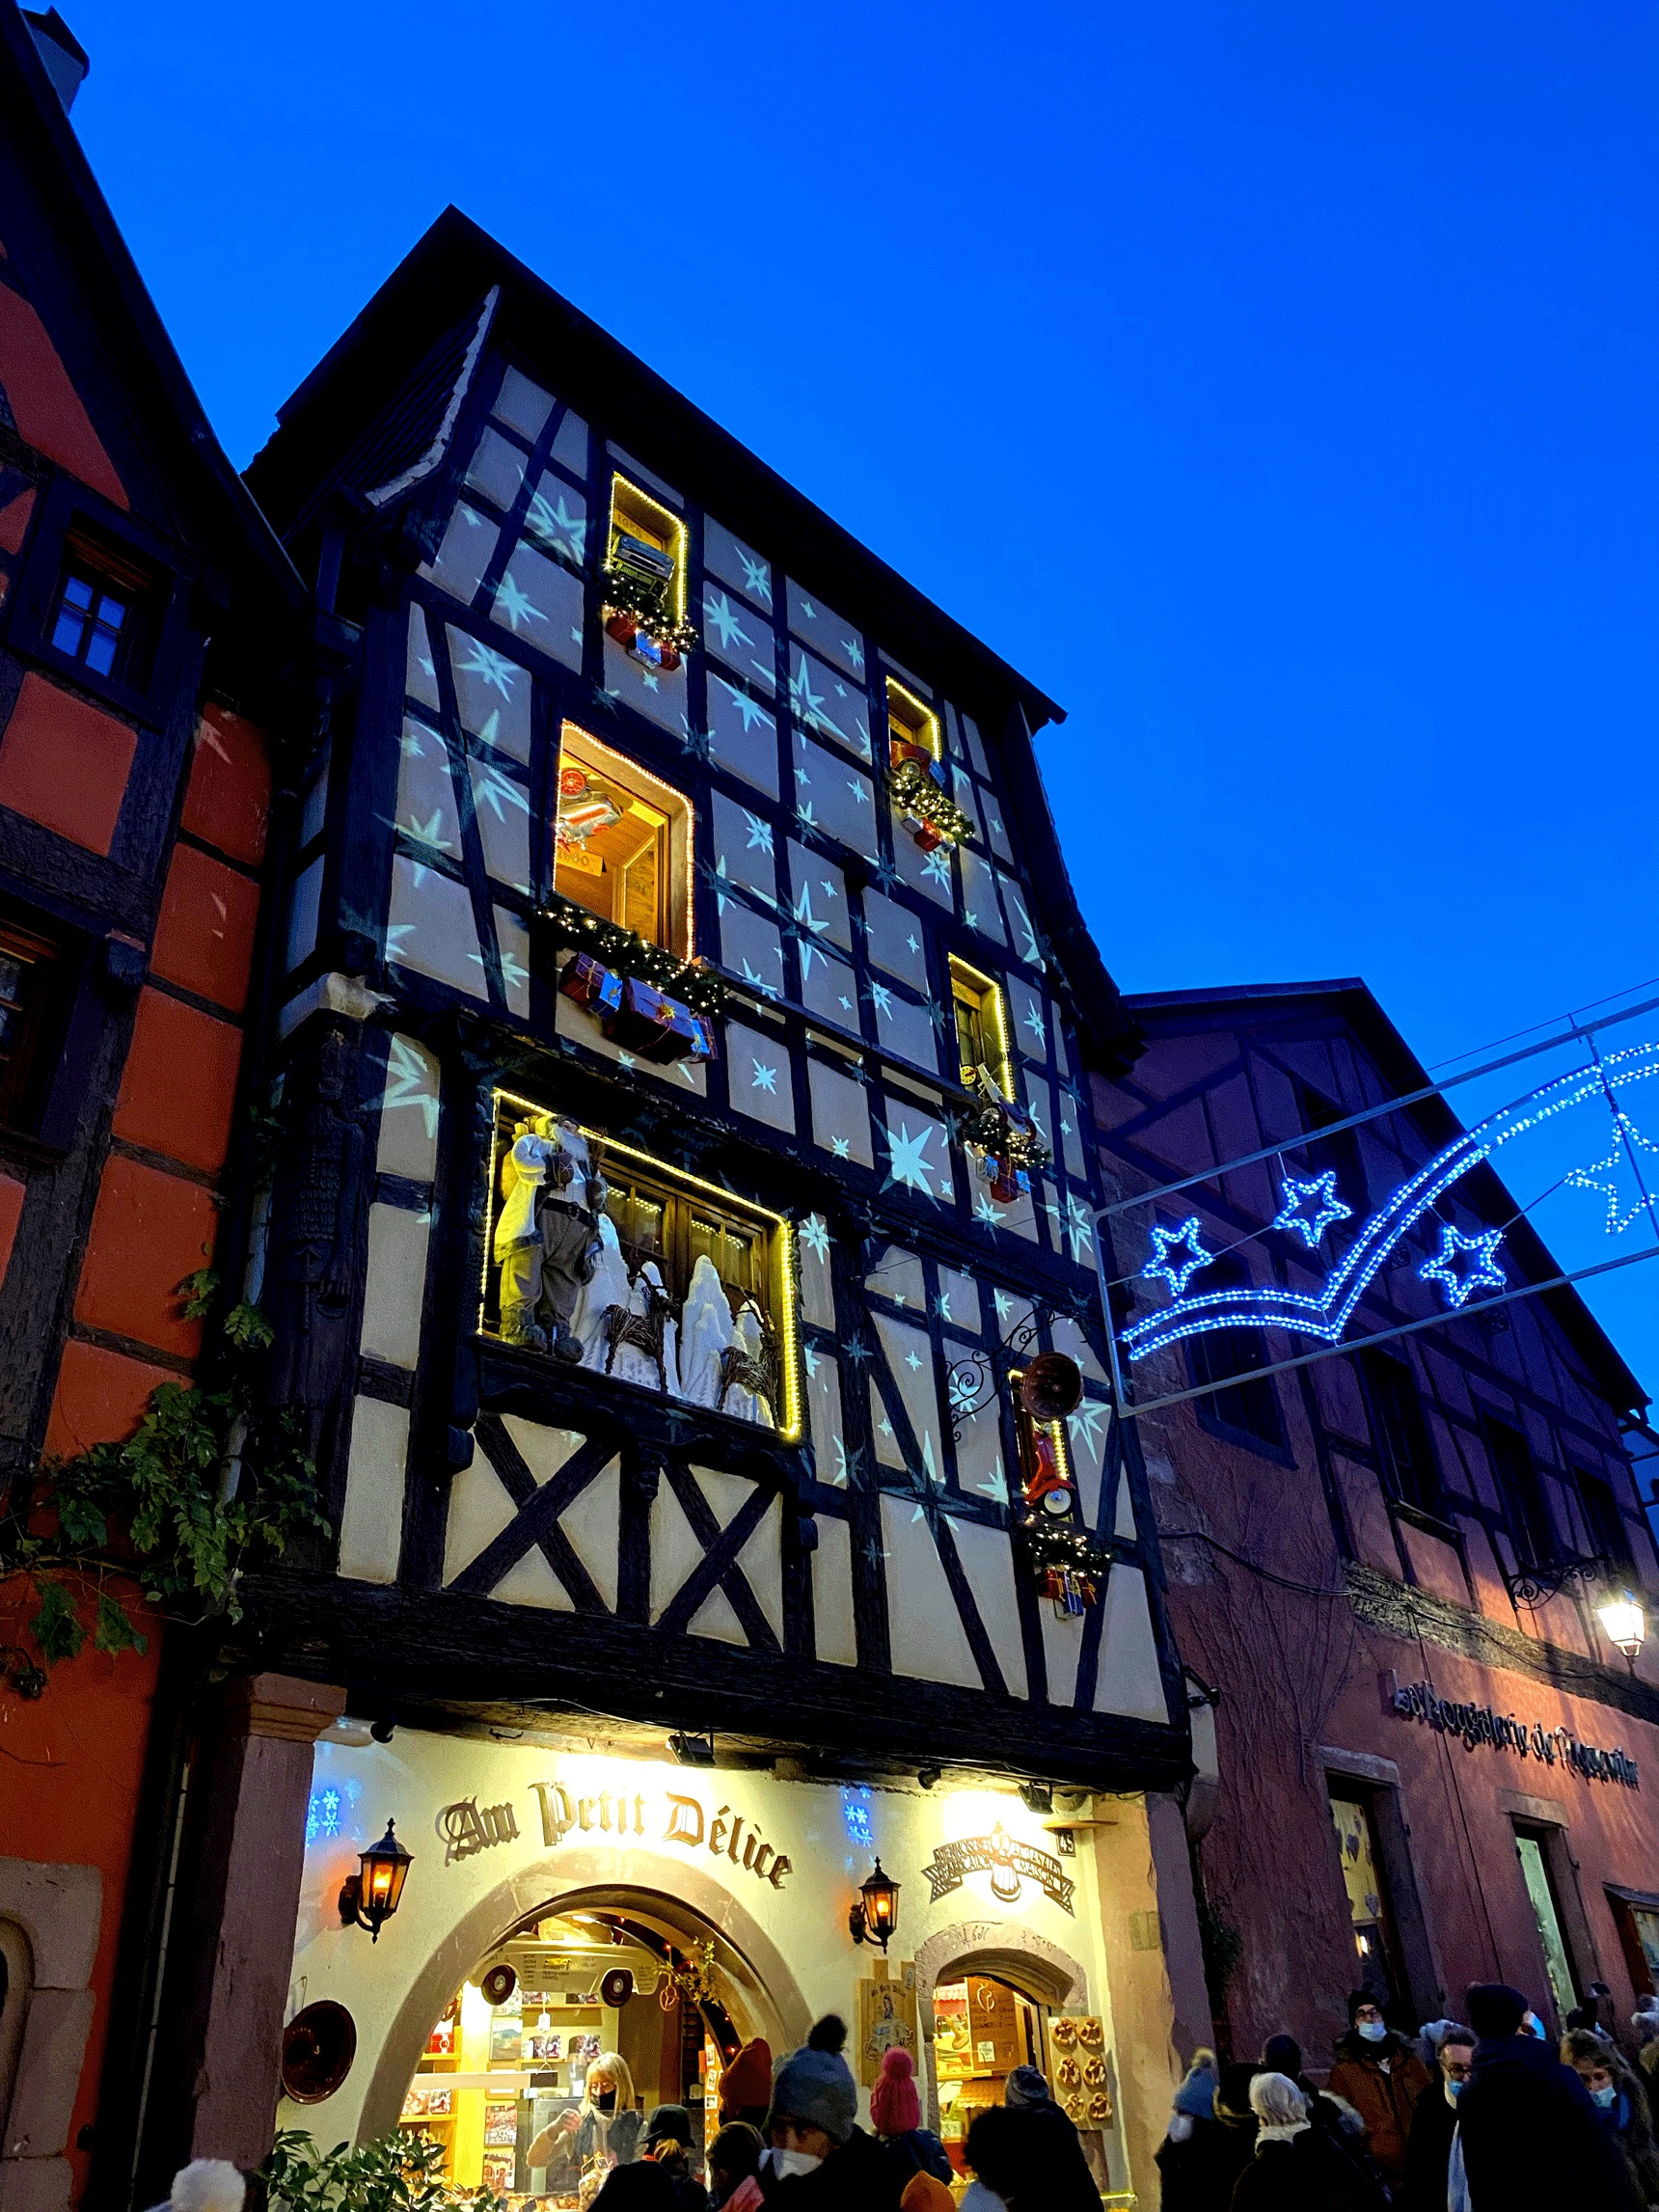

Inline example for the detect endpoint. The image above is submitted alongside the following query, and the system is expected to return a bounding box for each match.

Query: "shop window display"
[933,1975,1111,2173]
[484,1095,802,1435]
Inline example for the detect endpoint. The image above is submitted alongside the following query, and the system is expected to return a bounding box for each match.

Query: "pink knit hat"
[870,2046,921,2136]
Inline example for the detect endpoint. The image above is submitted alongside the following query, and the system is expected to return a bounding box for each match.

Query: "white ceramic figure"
[676,1254,733,1407]
[574,1213,632,1370]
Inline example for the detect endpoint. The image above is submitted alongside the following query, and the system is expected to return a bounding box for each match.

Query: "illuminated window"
[0,918,61,1126]
[607,476,688,629]
[553,724,694,956]
[949,956,1014,1095]
[885,676,939,765]
[484,1093,803,1438]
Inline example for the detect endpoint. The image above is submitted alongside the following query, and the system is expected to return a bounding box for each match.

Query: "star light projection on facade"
[1142,1217,1213,1299]
[1121,1038,1659,1366]
[1418,1223,1507,1310]
[1273,1171,1353,1250]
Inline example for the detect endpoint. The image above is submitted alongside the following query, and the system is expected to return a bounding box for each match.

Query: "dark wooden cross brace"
[654,1460,783,1652]
[447,1415,615,1611]
[866,1333,1011,1702]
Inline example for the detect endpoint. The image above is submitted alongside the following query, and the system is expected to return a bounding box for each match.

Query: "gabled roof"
[1123,975,1650,1419]
[0,1,301,633]
[244,206,1144,1071]
[247,206,1062,731]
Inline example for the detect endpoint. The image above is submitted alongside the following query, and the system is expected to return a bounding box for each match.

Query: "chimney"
[23,9,89,112]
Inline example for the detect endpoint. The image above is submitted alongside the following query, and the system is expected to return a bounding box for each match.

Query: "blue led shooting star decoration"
[1419,1223,1507,1309]
[1564,1113,1659,1236]
[1122,1039,1659,1365]
[1142,1216,1214,1298]
[1274,1170,1353,1250]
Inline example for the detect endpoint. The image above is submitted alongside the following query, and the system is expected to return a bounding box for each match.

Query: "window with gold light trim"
[949,955,1016,1097]
[885,675,940,764]
[482,1090,802,1440]
[553,723,694,959]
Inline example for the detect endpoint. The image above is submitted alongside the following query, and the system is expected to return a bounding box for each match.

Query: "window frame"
[481,1090,802,1439]
[1358,1347,1446,1522]
[948,954,1016,1097]
[1483,1413,1556,1569]
[885,675,940,763]
[552,721,695,960]
[606,474,689,631]
[9,485,184,719]
[0,913,68,1133]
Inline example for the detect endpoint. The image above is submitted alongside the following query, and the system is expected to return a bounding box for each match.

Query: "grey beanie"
[770,2018,857,2145]
[1005,2064,1051,2108]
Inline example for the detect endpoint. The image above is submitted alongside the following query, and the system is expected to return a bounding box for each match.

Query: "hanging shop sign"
[920,1824,1074,1914]
[1391,1680,1639,1789]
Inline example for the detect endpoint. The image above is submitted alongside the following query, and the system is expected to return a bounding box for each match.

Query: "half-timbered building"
[134,209,1210,2202]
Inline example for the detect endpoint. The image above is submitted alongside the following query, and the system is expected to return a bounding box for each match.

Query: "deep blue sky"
[62,1,1659,1395]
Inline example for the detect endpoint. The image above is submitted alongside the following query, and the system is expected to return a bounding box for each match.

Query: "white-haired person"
[1228,2072,1385,2212]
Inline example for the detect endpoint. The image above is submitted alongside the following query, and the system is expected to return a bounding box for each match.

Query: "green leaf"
[94,1593,148,1657]
[30,1579,83,1663]
[179,1268,220,1320]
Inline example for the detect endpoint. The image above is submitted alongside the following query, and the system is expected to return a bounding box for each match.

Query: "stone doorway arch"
[358,1844,811,2140]
[910,1918,1091,2132]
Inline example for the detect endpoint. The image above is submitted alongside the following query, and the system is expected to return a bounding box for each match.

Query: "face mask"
[1445,2079,1464,2107]
[765,2149,824,2180]
[1592,2084,1618,2110]
[1357,2022,1386,2043]
[595,2089,616,2113]
[1523,2015,1547,2040]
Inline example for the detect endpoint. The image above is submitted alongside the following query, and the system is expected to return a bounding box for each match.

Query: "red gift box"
[559,953,624,1014]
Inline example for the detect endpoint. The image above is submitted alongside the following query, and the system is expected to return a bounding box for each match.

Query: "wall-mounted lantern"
[849,1859,901,1952]
[339,1819,413,1942]
[1597,1590,1646,1672]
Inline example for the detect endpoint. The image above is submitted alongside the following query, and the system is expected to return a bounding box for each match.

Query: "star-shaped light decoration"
[1274,1170,1353,1250]
[1419,1223,1506,1310]
[799,1213,831,1264]
[1142,1217,1214,1299]
[884,1119,940,1198]
[1564,1114,1659,1236]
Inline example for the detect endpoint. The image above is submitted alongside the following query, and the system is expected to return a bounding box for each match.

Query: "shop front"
[278,1728,1187,2203]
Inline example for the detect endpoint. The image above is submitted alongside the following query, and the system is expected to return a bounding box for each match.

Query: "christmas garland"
[954,1072,1052,1172]
[539,890,728,1017]
[888,756,974,846]
[601,566,700,659]
[1019,1519,1115,1584]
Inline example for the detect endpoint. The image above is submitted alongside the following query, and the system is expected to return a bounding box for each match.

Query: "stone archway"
[359,1844,811,2140]
[910,1918,1091,2135]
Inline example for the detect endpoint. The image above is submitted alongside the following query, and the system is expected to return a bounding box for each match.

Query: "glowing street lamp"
[849,1860,901,1952]
[1597,1591,1646,1673]
[338,1819,413,1941]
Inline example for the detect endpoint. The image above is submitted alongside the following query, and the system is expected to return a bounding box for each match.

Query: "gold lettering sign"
[530,1781,648,1846]
[920,1825,1074,1915]
[438,1796,520,1864]
[665,1793,791,1889]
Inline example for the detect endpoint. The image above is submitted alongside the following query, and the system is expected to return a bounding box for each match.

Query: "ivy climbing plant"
[262,2129,507,2212]
[0,1272,327,1697]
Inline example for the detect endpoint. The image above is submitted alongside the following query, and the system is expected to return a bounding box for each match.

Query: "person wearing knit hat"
[718,2038,774,2129]
[641,2107,708,2211]
[1326,1992,1430,2186]
[1156,2057,1257,2212]
[869,2047,951,2188]
[756,2015,903,2204]
[896,2177,954,2212]
[1458,1983,1638,2210]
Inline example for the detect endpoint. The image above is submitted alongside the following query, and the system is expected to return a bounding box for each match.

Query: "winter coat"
[1156,2114,1257,2212]
[1228,2128,1386,2212]
[647,2152,709,2212]
[1596,2082,1659,2208]
[750,2127,905,2208]
[1458,2033,1639,2211]
[880,2131,951,2187]
[1398,2080,1458,2212]
[1324,2028,1431,2180]
[963,2102,1101,2210]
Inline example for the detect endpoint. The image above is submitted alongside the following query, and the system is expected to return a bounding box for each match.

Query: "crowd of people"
[582,2017,1101,2209]
[1158,1981,1659,2210]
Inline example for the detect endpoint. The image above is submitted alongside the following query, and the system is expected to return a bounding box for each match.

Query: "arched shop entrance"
[358,1866,809,2204]
[913,1924,1121,2195]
